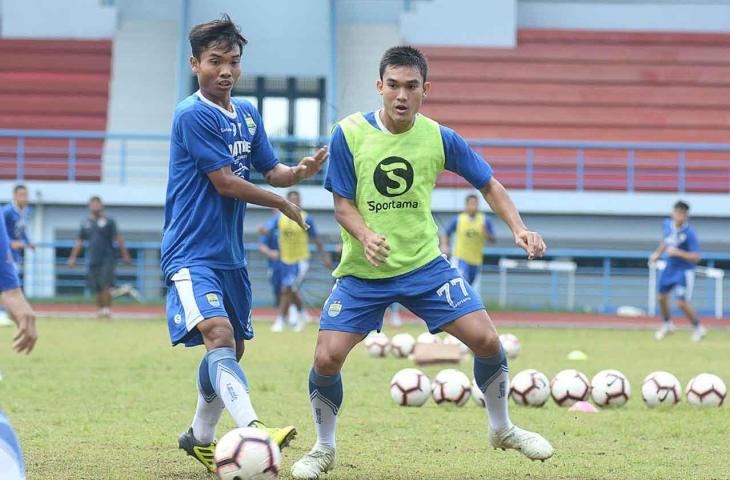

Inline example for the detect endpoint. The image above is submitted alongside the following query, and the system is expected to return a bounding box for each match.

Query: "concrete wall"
[1,0,116,38]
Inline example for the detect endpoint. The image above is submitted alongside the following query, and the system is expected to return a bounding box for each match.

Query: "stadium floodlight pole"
[176,0,191,103]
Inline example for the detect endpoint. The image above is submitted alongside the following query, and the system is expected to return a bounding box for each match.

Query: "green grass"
[1,318,728,479]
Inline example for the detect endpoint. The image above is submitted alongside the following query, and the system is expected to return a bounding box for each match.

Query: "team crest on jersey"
[245,115,257,135]
[206,293,221,307]
[328,301,342,317]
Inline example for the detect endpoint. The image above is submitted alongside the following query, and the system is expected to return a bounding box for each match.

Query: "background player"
[160,15,327,473]
[292,46,552,480]
[257,210,283,309]
[264,190,332,332]
[0,185,35,326]
[440,193,496,286]
[0,193,38,480]
[67,196,132,319]
[649,200,704,341]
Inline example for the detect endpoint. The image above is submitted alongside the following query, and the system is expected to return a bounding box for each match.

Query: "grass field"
[1,318,728,480]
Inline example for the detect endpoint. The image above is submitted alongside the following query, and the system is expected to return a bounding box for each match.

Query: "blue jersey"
[259,217,280,267]
[0,209,19,292]
[2,204,31,264]
[324,111,493,199]
[161,92,279,279]
[662,219,699,271]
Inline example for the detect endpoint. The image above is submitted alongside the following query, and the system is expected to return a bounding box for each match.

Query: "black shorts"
[88,261,115,293]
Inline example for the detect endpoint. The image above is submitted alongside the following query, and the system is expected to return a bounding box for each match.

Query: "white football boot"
[654,322,675,341]
[691,325,707,342]
[291,444,336,480]
[489,424,554,461]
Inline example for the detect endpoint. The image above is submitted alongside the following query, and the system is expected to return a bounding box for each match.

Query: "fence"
[2,130,729,192]
[17,241,729,318]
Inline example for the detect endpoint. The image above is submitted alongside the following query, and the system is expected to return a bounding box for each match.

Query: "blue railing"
[2,129,729,192]
[17,241,729,317]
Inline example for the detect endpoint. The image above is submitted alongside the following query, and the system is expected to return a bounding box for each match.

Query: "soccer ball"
[591,369,630,407]
[510,369,550,407]
[471,377,485,407]
[214,427,280,480]
[431,369,471,406]
[390,368,431,407]
[390,333,416,358]
[364,332,390,357]
[416,332,441,344]
[641,371,681,408]
[686,373,726,407]
[499,333,521,359]
[443,334,470,355]
[550,369,590,407]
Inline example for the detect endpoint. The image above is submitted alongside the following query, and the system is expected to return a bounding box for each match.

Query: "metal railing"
[2,130,729,192]
[16,241,729,317]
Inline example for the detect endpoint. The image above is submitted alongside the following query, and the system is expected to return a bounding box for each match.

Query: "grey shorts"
[88,261,115,293]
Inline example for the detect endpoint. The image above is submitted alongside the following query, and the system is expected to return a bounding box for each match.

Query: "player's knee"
[313,348,345,376]
[676,299,687,308]
[470,330,501,358]
[198,318,235,349]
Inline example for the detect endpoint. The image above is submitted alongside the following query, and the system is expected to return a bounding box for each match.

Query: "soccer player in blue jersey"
[649,201,705,341]
[440,193,496,286]
[0,198,38,480]
[291,46,553,479]
[161,16,327,473]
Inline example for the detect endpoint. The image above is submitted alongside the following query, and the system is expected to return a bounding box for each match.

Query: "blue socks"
[309,368,343,448]
[474,345,512,431]
[205,347,258,428]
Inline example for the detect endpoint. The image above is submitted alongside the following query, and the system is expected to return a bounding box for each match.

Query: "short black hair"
[89,196,102,204]
[465,194,478,203]
[189,14,247,60]
[674,200,690,212]
[13,184,27,194]
[287,190,300,199]
[379,46,428,82]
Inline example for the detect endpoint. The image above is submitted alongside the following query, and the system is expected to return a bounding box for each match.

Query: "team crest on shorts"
[174,314,182,324]
[328,301,342,317]
[206,293,221,307]
[245,115,257,135]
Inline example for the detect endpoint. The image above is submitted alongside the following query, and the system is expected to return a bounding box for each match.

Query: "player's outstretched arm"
[333,193,390,267]
[264,146,329,187]
[208,166,309,230]
[1,288,37,354]
[479,177,546,259]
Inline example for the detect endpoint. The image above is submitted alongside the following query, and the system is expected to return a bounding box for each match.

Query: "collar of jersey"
[195,90,237,119]
[372,109,420,136]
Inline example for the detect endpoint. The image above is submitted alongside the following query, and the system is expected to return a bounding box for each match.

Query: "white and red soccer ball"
[499,333,521,359]
[686,373,726,407]
[510,369,551,407]
[390,333,416,358]
[550,369,590,407]
[416,332,441,345]
[590,369,631,407]
[641,371,682,408]
[431,369,471,406]
[471,377,486,407]
[390,368,431,407]
[214,427,280,480]
[442,334,470,355]
[364,332,390,357]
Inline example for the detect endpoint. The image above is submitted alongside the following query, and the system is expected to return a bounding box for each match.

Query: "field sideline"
[1,318,728,479]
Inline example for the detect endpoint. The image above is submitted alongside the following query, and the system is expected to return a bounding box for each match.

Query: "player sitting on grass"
[291,46,553,480]
[160,15,327,473]
[649,200,705,342]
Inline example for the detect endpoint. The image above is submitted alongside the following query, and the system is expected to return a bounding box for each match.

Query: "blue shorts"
[166,266,254,347]
[269,261,283,299]
[320,256,485,335]
[280,260,309,291]
[452,258,480,285]
[659,267,695,301]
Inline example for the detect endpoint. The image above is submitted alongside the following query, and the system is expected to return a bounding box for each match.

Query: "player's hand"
[67,257,76,268]
[279,200,308,231]
[362,230,390,267]
[292,146,328,183]
[1,288,37,354]
[10,240,23,251]
[268,250,280,261]
[649,252,660,264]
[514,229,547,260]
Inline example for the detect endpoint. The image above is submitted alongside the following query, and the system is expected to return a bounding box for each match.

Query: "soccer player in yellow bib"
[266,191,332,332]
[291,47,553,479]
[440,193,496,286]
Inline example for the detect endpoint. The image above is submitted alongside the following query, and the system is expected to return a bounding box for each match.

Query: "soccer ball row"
[550,369,726,408]
[365,332,521,359]
[390,368,482,407]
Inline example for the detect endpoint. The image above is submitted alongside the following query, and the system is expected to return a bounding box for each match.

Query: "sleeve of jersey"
[249,107,279,174]
[179,109,234,174]
[445,216,457,236]
[324,126,356,200]
[441,126,493,189]
[0,216,19,291]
